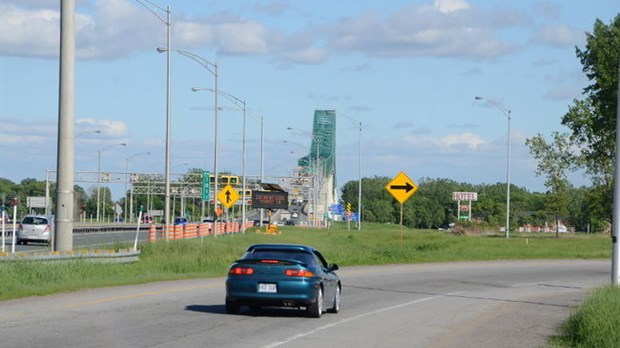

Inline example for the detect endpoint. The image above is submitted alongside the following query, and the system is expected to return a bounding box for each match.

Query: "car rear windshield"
[242,249,316,267]
[22,217,49,225]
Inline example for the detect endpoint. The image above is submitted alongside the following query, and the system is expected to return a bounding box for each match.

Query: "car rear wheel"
[327,286,340,313]
[225,298,240,314]
[307,288,323,318]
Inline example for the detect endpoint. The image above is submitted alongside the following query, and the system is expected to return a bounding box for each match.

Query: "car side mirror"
[328,264,339,272]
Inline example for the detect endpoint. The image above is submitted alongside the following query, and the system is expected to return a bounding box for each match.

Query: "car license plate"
[258,283,277,293]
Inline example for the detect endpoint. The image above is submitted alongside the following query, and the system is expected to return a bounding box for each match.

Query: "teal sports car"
[225,244,341,318]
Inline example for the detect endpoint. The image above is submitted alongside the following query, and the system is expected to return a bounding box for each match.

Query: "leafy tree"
[526,132,573,236]
[562,15,620,185]
[526,15,619,231]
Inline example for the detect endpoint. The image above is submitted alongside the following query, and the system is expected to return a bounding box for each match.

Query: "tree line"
[341,176,608,232]
[0,173,608,233]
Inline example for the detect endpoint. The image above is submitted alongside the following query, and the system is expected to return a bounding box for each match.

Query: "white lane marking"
[262,293,459,348]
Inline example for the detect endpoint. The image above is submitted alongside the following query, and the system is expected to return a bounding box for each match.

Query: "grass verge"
[0,223,610,301]
[549,285,620,348]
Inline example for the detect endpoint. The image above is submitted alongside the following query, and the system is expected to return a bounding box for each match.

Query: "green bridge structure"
[294,110,337,225]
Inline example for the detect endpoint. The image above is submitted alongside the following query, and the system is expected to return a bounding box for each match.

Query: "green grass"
[0,222,610,301]
[549,285,620,348]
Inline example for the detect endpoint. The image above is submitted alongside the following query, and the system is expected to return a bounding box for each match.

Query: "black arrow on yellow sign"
[390,182,414,192]
[225,190,232,203]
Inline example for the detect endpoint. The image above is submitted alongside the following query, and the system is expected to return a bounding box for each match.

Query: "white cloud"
[532,24,586,48]
[0,118,56,144]
[282,47,328,64]
[0,3,59,57]
[326,5,518,59]
[77,118,129,137]
[1,0,530,63]
[434,0,471,14]
[403,132,485,150]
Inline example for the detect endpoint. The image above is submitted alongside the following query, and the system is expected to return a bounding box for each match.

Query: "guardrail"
[73,224,151,234]
[0,249,141,263]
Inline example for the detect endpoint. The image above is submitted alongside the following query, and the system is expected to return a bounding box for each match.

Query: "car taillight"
[285,269,315,277]
[260,260,279,264]
[229,267,254,275]
[44,225,51,232]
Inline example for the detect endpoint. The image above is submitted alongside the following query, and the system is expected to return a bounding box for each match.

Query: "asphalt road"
[2,229,149,252]
[0,260,609,348]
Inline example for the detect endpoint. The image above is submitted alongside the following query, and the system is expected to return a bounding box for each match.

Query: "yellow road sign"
[385,171,418,204]
[217,184,240,209]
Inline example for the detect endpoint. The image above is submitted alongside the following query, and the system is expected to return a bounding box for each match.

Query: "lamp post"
[337,112,363,230]
[254,114,265,225]
[96,143,126,223]
[135,0,172,240]
[173,161,189,219]
[163,50,219,224]
[125,152,150,223]
[475,96,511,239]
[194,87,247,231]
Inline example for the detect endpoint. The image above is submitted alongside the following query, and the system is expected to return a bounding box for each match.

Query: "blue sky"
[0,0,617,200]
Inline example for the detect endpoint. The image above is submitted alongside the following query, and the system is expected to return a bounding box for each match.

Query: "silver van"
[17,215,54,244]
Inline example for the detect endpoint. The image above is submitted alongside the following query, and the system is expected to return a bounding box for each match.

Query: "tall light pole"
[125,152,150,223]
[611,59,619,286]
[337,112,363,230]
[163,50,219,224]
[97,143,126,223]
[55,0,75,252]
[249,113,265,225]
[475,96,511,239]
[135,0,172,240]
[194,87,246,231]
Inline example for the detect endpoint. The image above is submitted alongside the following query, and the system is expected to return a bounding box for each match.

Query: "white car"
[17,215,54,244]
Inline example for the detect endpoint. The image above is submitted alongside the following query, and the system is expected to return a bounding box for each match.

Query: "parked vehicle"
[174,217,188,226]
[141,215,153,224]
[225,244,341,318]
[17,214,54,244]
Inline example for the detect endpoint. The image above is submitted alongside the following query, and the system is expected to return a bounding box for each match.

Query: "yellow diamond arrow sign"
[217,184,240,209]
[386,171,418,204]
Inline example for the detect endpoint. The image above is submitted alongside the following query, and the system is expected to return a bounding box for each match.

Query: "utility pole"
[54,0,76,251]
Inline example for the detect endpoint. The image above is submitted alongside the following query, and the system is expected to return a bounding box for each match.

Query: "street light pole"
[194,88,246,230]
[256,114,265,225]
[96,143,126,223]
[135,0,172,240]
[125,152,150,223]
[337,112,363,230]
[166,50,219,223]
[356,121,362,230]
[475,96,511,239]
[55,0,76,252]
